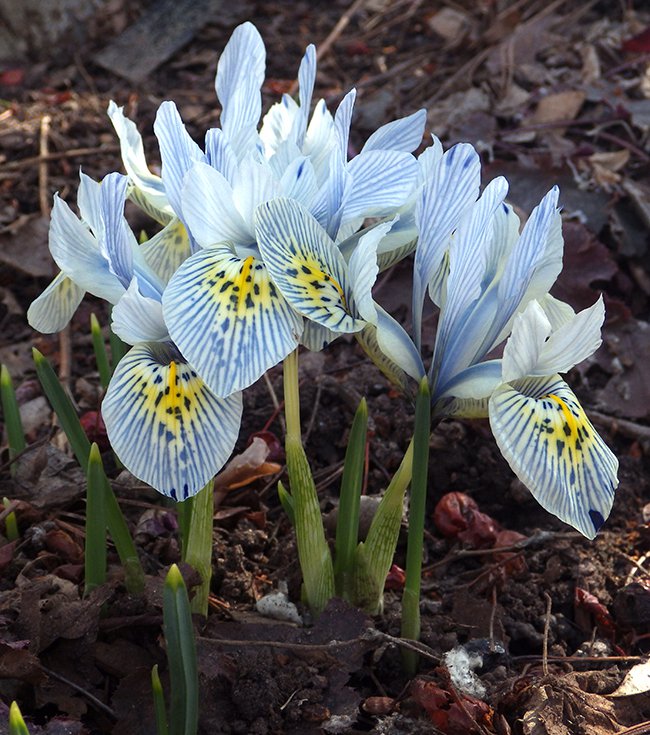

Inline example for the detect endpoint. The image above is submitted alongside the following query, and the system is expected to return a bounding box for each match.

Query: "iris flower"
[28,171,242,500]
[254,141,618,538]
[145,22,425,398]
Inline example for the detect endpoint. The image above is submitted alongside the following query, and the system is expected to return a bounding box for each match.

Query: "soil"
[1,1,650,733]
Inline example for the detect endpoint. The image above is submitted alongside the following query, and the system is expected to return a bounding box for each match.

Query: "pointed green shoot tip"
[9,702,30,735]
[151,664,169,735]
[1,363,26,471]
[165,563,185,592]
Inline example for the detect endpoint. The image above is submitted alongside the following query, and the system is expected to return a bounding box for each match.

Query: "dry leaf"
[530,90,585,135]
[608,659,650,697]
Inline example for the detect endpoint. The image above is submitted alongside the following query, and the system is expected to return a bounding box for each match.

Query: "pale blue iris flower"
[28,172,242,501]
[255,140,618,538]
[148,22,425,398]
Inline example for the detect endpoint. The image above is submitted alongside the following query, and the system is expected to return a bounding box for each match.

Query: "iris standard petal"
[140,218,192,284]
[215,21,265,157]
[48,195,125,304]
[100,173,134,289]
[412,143,480,350]
[102,342,242,500]
[334,89,356,162]
[108,101,172,218]
[342,149,419,222]
[255,197,363,332]
[154,101,205,220]
[362,109,426,153]
[489,374,618,539]
[163,246,303,396]
[181,162,251,247]
[27,272,85,333]
[204,127,238,184]
[292,44,317,147]
[432,177,509,389]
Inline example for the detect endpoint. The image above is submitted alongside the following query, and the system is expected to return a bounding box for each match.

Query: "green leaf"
[1,364,26,474]
[84,443,107,595]
[277,481,295,527]
[163,564,199,735]
[180,482,213,616]
[33,348,144,594]
[151,664,169,735]
[334,398,368,599]
[8,702,30,735]
[352,439,414,613]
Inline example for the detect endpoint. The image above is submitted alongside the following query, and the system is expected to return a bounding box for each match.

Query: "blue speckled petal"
[489,374,618,539]
[103,342,242,500]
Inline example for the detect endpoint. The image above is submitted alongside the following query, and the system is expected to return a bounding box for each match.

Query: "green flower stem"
[181,482,214,616]
[283,349,334,616]
[352,438,413,613]
[33,348,144,594]
[163,565,199,735]
[177,494,193,560]
[401,378,431,675]
[334,398,368,600]
[84,443,107,595]
[90,314,111,390]
[1,364,26,475]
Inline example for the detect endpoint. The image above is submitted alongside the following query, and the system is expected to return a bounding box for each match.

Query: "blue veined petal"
[291,44,317,148]
[27,272,85,333]
[259,98,298,159]
[503,298,605,383]
[303,99,336,182]
[432,177,509,389]
[154,101,205,221]
[347,219,396,320]
[232,155,280,233]
[489,374,618,539]
[496,187,559,328]
[181,162,251,247]
[371,305,425,381]
[255,198,363,333]
[416,136,443,182]
[268,139,302,179]
[77,172,103,236]
[413,143,480,351]
[301,320,338,352]
[485,198,563,354]
[140,218,192,284]
[99,172,134,289]
[163,246,303,397]
[313,152,349,237]
[538,294,576,330]
[361,109,426,153]
[279,156,318,209]
[107,101,173,219]
[49,195,125,304]
[435,359,502,402]
[342,150,418,222]
[355,324,408,392]
[215,22,265,158]
[334,89,356,162]
[204,128,238,184]
[111,277,168,345]
[102,342,243,500]
[338,211,417,270]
